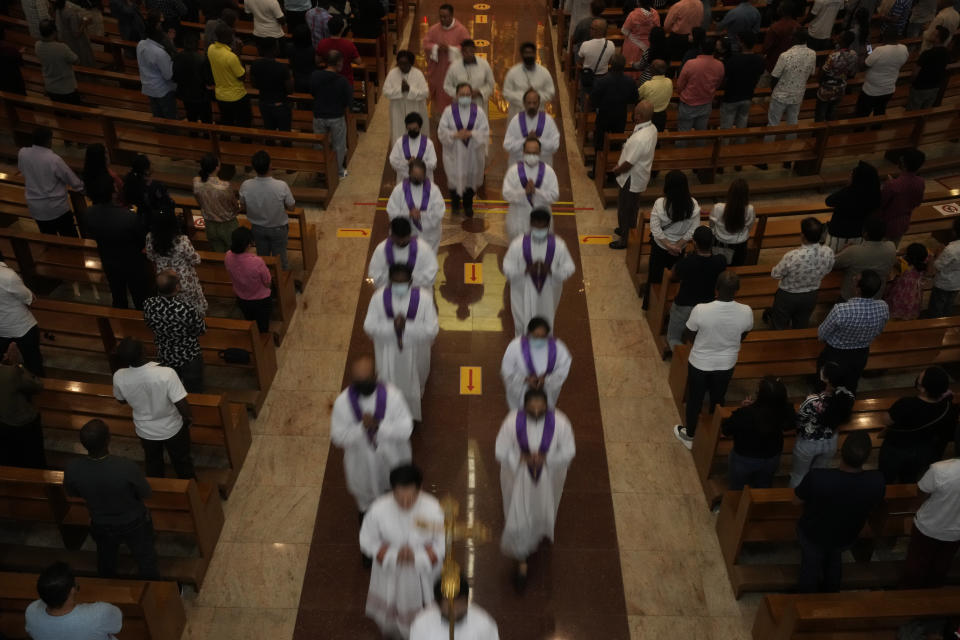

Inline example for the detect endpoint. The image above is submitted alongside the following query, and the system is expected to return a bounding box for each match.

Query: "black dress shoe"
[609,239,628,249]
[614,227,623,236]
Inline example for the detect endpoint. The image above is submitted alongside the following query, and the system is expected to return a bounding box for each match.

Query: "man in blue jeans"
[310,49,351,178]
[239,150,296,270]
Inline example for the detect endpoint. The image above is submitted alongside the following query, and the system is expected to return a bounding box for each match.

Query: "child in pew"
[25,561,123,640]
[884,243,929,320]
[790,361,855,488]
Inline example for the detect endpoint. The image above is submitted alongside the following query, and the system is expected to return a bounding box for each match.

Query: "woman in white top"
[709,178,755,266]
[644,169,700,309]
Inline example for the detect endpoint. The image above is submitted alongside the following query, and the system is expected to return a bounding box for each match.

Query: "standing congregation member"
[637,60,672,132]
[143,271,206,393]
[310,50,352,178]
[885,243,928,320]
[763,3,799,73]
[332,356,413,532]
[666,226,727,351]
[921,1,958,51]
[571,0,605,58]
[765,217,835,330]
[908,26,949,110]
[81,144,123,205]
[245,0,286,53]
[137,26,177,119]
[814,31,858,121]
[64,419,160,578]
[832,216,897,301]
[23,0,50,37]
[790,361,855,487]
[305,0,331,47]
[766,29,815,142]
[721,377,796,490]
[146,211,209,315]
[673,272,753,449]
[283,0,309,32]
[609,102,657,250]
[36,19,81,104]
[880,149,925,245]
[18,126,83,237]
[360,464,445,639]
[824,161,882,252]
[500,317,572,411]
[926,217,960,317]
[225,226,273,333]
[720,32,765,135]
[501,138,560,240]
[856,30,909,116]
[565,0,594,49]
[443,39,495,114]
[382,50,430,144]
[290,24,316,93]
[664,0,704,58]
[409,575,499,640]
[901,454,960,587]
[794,432,885,592]
[315,16,360,85]
[438,83,490,217]
[817,269,889,391]
[803,0,843,50]
[25,562,123,640]
[52,0,94,68]
[0,25,27,95]
[503,90,561,166]
[0,256,43,376]
[621,0,661,69]
[193,154,240,252]
[642,170,700,309]
[589,55,638,154]
[710,179,754,265]
[173,31,213,123]
[718,0,760,51]
[251,38,293,133]
[676,38,724,135]
[0,343,44,468]
[363,264,439,422]
[496,388,575,589]
[503,209,576,337]
[578,19,614,106]
[208,24,252,127]
[389,113,438,182]
[368,217,439,290]
[502,42,556,122]
[240,150,296,270]
[422,3,470,114]
[385,159,445,252]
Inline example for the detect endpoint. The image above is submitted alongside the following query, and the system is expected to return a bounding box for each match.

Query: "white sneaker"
[673,425,693,450]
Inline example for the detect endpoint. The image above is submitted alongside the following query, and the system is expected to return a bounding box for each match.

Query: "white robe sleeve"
[547,410,576,468]
[367,242,390,291]
[385,183,407,220]
[551,238,576,282]
[535,66,556,103]
[421,185,446,231]
[502,237,527,282]
[423,139,438,173]
[406,67,429,101]
[540,115,561,159]
[471,108,490,150]
[413,497,446,573]
[442,63,460,98]
[437,108,457,147]
[405,289,439,343]
[534,166,559,208]
[502,115,524,158]
[495,411,523,470]
[502,65,526,107]
[377,385,414,441]
[500,338,528,399]
[501,165,527,206]
[388,138,408,176]
[478,59,495,101]
[412,242,439,288]
[363,288,396,341]
[382,67,405,100]
[331,391,367,448]
[544,340,572,403]
[359,503,399,568]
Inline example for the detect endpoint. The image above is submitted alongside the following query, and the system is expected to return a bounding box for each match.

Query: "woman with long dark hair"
[124,154,173,231]
[790,361,856,487]
[82,144,124,206]
[824,160,882,252]
[145,209,208,315]
[721,376,796,489]
[644,169,700,309]
[710,178,754,265]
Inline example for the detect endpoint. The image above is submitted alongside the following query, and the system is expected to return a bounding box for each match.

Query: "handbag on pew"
[580,39,609,90]
[218,348,251,365]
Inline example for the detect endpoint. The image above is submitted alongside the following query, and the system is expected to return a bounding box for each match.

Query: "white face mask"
[531,228,549,241]
[392,282,410,297]
[529,337,548,350]
[458,96,473,107]
[523,153,540,167]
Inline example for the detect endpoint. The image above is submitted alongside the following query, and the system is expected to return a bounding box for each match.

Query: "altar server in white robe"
[389,113,438,182]
[363,264,439,422]
[383,50,431,144]
[438,83,490,217]
[368,217,439,289]
[442,39,495,115]
[502,208,576,337]
[331,357,413,522]
[496,389,575,586]
[501,137,559,240]
[500,317,572,411]
[385,159,446,253]
[361,464,446,639]
[410,575,500,640]
[503,89,561,166]
[502,42,556,122]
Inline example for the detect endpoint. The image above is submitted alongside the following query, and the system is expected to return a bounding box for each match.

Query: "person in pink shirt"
[676,38,724,137]
[225,226,273,334]
[664,0,704,57]
[622,0,661,69]
[422,3,470,115]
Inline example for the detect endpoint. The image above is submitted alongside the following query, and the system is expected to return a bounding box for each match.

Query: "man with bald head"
[609,101,657,250]
[637,59,673,132]
[331,355,413,541]
[142,271,207,393]
[578,18,614,105]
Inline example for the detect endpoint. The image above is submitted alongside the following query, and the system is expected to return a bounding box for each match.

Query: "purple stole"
[451,103,478,147]
[522,233,556,293]
[517,161,546,205]
[383,286,421,348]
[347,383,388,446]
[401,134,427,160]
[384,238,418,270]
[402,179,431,231]
[519,111,546,138]
[520,337,557,377]
[515,410,556,481]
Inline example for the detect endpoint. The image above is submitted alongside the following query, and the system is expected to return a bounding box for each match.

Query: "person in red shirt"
[315,14,361,85]
[763,4,800,72]
[676,38,724,135]
[880,148,926,245]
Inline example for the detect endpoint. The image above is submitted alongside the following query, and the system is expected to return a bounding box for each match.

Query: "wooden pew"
[30,298,277,413]
[35,378,251,498]
[752,588,960,639]
[0,467,223,587]
[0,571,185,640]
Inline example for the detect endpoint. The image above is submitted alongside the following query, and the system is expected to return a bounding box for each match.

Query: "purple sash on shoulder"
[347,383,387,445]
[517,161,546,205]
[519,111,546,138]
[383,286,421,320]
[515,410,556,481]
[451,103,478,147]
[401,134,427,160]
[522,233,556,293]
[520,336,557,377]
[402,179,431,231]
[384,237,418,270]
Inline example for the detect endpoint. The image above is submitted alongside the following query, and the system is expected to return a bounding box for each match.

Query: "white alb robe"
[502,63,556,122]
[501,162,560,240]
[442,58,495,114]
[495,409,576,560]
[363,286,439,421]
[360,492,446,639]
[437,104,490,195]
[500,336,572,410]
[385,180,447,253]
[502,233,576,336]
[409,604,500,640]
[503,111,561,166]
[368,238,439,289]
[330,383,414,512]
[382,66,430,144]
[389,134,438,183]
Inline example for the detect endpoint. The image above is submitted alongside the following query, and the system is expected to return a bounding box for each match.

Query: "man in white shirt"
[410,574,499,640]
[609,101,657,250]
[578,19,614,78]
[385,159,446,252]
[389,113,438,182]
[112,337,195,478]
[766,30,816,142]
[25,562,123,640]
[245,0,286,52]
[443,39,495,114]
[673,271,754,449]
[901,457,960,587]
[502,41,556,122]
[368,217,439,289]
[503,89,561,166]
[855,30,909,116]
[501,137,560,240]
[382,50,430,144]
[0,255,43,376]
[803,0,844,50]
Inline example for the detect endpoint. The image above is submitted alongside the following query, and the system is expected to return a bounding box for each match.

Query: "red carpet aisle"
[292,0,631,636]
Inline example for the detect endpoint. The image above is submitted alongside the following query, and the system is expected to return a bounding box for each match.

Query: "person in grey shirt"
[17,126,83,237]
[25,562,123,640]
[34,19,80,103]
[239,150,295,270]
[834,215,897,301]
